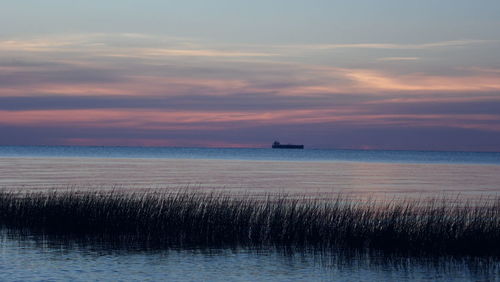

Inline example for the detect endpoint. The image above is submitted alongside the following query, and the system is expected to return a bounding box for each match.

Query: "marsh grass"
[0,190,499,255]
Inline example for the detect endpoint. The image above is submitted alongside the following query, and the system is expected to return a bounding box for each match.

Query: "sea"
[1,146,499,281]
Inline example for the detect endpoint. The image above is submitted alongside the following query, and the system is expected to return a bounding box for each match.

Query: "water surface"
[1,145,499,164]
[1,146,499,281]
[1,157,498,199]
[1,233,498,281]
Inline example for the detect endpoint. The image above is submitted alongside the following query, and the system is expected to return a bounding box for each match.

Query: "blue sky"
[3,0,499,42]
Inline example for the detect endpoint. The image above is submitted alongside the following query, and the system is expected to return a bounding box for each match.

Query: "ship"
[272,141,304,149]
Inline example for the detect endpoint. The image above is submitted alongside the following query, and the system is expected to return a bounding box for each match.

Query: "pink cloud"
[1,109,499,132]
[62,138,260,148]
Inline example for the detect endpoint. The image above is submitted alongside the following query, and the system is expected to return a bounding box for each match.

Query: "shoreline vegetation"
[0,190,499,256]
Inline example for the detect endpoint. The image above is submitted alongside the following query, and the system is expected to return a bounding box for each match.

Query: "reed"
[0,190,499,255]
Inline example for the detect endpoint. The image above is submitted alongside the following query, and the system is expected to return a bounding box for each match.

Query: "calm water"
[1,145,499,164]
[1,146,500,280]
[1,146,499,199]
[1,233,498,282]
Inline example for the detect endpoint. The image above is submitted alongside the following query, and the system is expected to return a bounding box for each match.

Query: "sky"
[1,0,500,151]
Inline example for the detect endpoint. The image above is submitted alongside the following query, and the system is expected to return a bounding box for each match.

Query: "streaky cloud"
[377,57,420,62]
[280,39,498,51]
[1,33,500,150]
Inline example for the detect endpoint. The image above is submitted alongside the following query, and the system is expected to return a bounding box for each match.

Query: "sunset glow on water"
[1,147,499,200]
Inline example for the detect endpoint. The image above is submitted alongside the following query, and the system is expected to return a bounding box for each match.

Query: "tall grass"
[0,190,499,255]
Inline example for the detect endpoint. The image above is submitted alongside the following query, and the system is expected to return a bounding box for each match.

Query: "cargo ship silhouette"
[272,141,304,149]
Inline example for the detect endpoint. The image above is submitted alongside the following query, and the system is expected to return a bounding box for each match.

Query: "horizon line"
[0,144,499,154]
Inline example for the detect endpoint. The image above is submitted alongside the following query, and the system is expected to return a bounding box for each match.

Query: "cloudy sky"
[1,0,500,151]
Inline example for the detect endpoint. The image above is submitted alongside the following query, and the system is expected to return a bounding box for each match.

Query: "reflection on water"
[1,158,499,199]
[0,232,498,281]
[1,148,500,281]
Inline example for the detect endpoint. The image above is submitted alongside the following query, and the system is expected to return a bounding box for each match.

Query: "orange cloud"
[0,75,252,97]
[343,69,500,93]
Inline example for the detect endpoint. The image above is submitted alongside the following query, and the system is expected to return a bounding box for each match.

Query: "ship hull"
[272,144,304,149]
